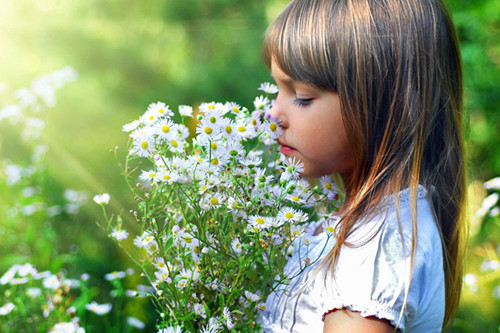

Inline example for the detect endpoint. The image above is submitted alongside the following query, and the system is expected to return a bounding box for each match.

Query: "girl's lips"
[280,145,295,155]
[278,141,296,155]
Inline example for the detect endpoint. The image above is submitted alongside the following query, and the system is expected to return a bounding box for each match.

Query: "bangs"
[263,0,339,91]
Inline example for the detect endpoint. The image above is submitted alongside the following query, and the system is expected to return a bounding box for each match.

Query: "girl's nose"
[269,94,285,126]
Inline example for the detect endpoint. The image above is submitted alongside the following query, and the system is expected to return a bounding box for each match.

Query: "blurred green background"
[0,0,499,331]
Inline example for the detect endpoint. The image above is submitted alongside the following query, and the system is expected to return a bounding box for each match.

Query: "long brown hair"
[264,0,467,328]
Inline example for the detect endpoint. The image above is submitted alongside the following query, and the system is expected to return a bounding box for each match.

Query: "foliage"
[0,69,152,332]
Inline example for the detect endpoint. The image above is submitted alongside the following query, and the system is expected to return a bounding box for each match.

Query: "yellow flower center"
[171,140,178,148]
[149,173,156,178]
[292,196,300,202]
[211,158,219,165]
[210,197,219,206]
[232,106,239,113]
[162,125,170,133]
[158,261,164,267]
[256,217,265,225]
[208,104,215,110]
[210,116,217,124]
[163,174,171,180]
[158,108,164,114]
[204,126,213,134]
[326,226,334,233]
[149,115,155,121]
[184,236,192,243]
[270,123,277,132]
[141,141,149,149]
[325,182,332,190]
[201,185,208,192]
[252,119,257,126]
[211,142,218,149]
[237,125,246,132]
[225,125,232,134]
[285,212,294,219]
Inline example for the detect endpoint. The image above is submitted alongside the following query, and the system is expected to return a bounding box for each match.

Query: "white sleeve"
[320,199,445,332]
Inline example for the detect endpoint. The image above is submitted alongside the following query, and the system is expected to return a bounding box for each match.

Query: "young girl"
[259,0,467,332]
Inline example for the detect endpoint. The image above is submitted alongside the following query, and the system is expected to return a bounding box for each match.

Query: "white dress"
[259,187,445,333]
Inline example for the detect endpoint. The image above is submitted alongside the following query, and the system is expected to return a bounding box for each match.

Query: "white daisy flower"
[139,169,159,182]
[122,119,140,132]
[254,95,270,110]
[201,192,225,210]
[158,326,183,333]
[157,168,178,183]
[239,156,263,169]
[0,303,15,316]
[231,238,243,255]
[93,193,110,206]
[131,132,156,157]
[484,177,500,190]
[223,307,234,329]
[155,118,176,140]
[225,101,242,115]
[48,321,85,333]
[85,301,112,315]
[154,267,172,284]
[105,271,126,280]
[218,117,237,139]
[235,118,256,139]
[201,317,222,333]
[141,109,161,126]
[258,82,279,94]
[26,287,42,298]
[244,290,261,302]
[199,101,227,114]
[167,138,185,154]
[277,207,304,223]
[43,275,61,290]
[134,232,158,253]
[196,118,219,140]
[111,228,129,241]
[147,101,171,118]
[127,316,145,329]
[192,302,207,319]
[263,116,282,139]
[178,105,193,117]
[248,215,271,231]
[223,140,244,159]
[281,156,304,181]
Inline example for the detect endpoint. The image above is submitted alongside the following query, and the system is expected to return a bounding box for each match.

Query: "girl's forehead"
[270,62,292,83]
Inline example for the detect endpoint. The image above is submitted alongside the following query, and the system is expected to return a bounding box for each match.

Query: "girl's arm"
[323,309,398,333]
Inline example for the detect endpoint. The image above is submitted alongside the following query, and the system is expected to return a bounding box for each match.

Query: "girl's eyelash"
[294,98,313,107]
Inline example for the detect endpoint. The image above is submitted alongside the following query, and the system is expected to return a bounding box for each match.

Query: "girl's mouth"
[278,140,295,155]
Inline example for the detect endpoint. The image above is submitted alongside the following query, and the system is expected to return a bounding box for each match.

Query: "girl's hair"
[264,0,467,328]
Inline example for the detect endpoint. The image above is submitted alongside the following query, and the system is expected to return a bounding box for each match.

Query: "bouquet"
[97,83,340,332]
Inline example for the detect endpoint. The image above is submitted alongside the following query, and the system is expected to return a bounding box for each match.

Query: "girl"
[259,0,467,332]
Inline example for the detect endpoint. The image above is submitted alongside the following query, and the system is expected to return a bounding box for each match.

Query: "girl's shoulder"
[323,185,445,331]
[348,185,440,252]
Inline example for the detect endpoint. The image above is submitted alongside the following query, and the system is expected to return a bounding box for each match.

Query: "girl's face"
[269,62,354,181]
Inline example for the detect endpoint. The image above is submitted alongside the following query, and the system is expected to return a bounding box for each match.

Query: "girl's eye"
[293,98,313,107]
